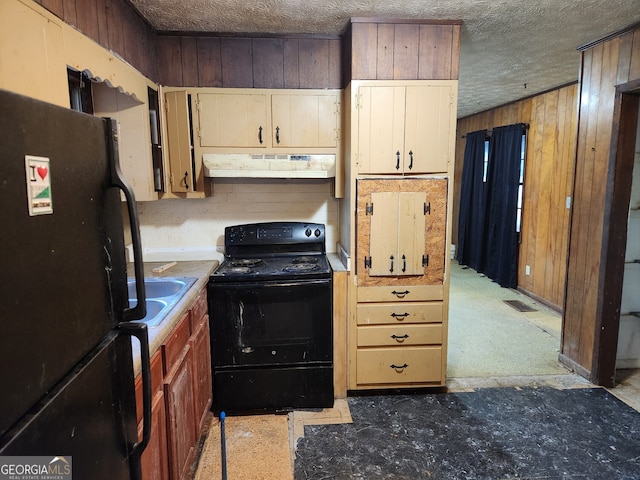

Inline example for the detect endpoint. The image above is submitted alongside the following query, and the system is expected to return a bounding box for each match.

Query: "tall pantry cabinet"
[343,19,461,391]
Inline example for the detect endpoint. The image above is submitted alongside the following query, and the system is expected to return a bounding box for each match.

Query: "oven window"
[210,280,332,367]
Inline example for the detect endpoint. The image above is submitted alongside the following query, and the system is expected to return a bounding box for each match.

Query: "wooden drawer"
[357,302,443,325]
[162,312,191,375]
[357,284,443,303]
[356,347,442,385]
[357,324,442,347]
[189,289,208,331]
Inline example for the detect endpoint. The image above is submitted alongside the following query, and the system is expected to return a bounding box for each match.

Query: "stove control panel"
[225,222,325,246]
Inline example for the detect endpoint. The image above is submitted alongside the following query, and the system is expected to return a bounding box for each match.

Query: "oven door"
[208,278,332,368]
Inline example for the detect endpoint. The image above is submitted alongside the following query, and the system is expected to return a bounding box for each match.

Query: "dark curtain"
[481,124,525,288]
[456,130,487,271]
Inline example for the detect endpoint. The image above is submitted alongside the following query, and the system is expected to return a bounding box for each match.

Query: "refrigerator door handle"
[105,118,146,322]
[118,322,152,480]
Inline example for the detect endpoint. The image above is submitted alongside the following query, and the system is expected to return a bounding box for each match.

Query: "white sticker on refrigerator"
[25,155,53,216]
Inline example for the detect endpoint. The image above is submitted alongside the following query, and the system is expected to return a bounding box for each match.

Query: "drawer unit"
[356,347,443,385]
[357,302,443,325]
[357,324,443,347]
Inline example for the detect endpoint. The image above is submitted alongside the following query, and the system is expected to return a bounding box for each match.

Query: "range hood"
[202,153,336,179]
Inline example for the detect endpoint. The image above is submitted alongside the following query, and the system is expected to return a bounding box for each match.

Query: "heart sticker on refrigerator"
[37,165,48,180]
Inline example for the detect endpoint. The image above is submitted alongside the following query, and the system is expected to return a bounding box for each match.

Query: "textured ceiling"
[129,0,640,118]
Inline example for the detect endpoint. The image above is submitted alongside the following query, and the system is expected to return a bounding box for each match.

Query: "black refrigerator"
[0,89,152,480]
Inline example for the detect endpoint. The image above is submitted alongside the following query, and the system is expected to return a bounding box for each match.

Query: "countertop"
[129,260,218,375]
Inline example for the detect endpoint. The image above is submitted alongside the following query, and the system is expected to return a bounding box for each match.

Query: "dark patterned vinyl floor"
[294,387,640,479]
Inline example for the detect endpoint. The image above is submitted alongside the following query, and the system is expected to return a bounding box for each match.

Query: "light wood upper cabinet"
[197,92,267,148]
[270,93,339,148]
[356,82,456,174]
[194,89,339,150]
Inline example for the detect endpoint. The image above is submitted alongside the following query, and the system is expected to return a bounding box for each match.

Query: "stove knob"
[305,228,312,237]
[314,228,321,237]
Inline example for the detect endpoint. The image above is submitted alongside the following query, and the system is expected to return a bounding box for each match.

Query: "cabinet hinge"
[355,92,362,110]
[366,203,373,215]
[424,202,431,215]
[364,256,372,269]
[422,254,429,267]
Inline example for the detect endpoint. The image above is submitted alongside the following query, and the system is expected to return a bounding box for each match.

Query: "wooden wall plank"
[41,0,63,17]
[328,38,341,88]
[75,0,100,41]
[95,0,110,48]
[252,38,284,88]
[616,31,634,85]
[62,0,76,25]
[283,39,300,88]
[376,24,395,80]
[298,39,329,88]
[180,37,199,87]
[393,24,419,80]
[450,24,461,79]
[629,29,640,81]
[351,22,378,79]
[419,24,453,80]
[157,36,183,86]
[221,37,253,87]
[105,0,125,56]
[197,37,222,87]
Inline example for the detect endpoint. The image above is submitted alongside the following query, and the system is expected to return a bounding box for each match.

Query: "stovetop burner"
[283,263,320,273]
[292,256,319,264]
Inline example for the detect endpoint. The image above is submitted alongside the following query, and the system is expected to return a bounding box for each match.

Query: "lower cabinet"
[136,288,212,480]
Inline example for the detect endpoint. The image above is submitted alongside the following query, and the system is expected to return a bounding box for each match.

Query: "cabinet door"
[271,93,338,147]
[357,86,405,174]
[191,315,212,434]
[198,93,267,148]
[139,391,170,480]
[164,91,194,193]
[357,178,447,286]
[164,346,197,480]
[369,191,426,276]
[404,85,454,173]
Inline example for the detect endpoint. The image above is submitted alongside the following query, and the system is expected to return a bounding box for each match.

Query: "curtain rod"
[460,123,529,138]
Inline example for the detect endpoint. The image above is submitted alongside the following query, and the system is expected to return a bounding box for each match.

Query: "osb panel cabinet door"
[357,178,447,286]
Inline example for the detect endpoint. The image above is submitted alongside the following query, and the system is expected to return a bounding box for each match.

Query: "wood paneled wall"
[454,83,578,310]
[156,35,342,89]
[35,0,159,80]
[562,25,640,386]
[36,0,342,89]
[346,19,461,82]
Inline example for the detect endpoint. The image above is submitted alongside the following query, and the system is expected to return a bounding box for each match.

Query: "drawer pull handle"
[390,363,409,372]
[389,255,394,273]
[390,312,410,320]
[391,334,409,342]
[391,290,410,298]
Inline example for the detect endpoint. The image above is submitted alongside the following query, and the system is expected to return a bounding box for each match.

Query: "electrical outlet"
[525,265,531,276]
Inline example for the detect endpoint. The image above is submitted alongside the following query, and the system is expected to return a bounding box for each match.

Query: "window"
[67,68,93,114]
[516,133,526,233]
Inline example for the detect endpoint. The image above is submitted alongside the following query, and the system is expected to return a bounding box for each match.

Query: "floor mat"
[504,299,537,312]
[294,387,640,479]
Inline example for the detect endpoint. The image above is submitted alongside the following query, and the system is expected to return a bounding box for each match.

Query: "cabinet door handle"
[395,151,400,170]
[391,290,410,298]
[391,334,409,342]
[276,126,280,144]
[401,254,406,272]
[389,255,394,273]
[408,150,414,170]
[258,126,263,144]
[390,363,409,372]
[390,312,410,320]
[182,171,189,190]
